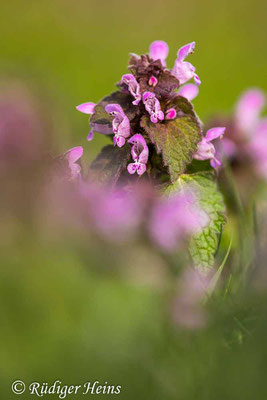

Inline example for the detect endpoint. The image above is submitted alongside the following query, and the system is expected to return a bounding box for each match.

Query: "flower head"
[149,40,169,67]
[64,146,83,179]
[120,74,141,105]
[142,92,164,123]
[127,134,149,176]
[105,104,130,147]
[194,127,226,169]
[172,42,201,86]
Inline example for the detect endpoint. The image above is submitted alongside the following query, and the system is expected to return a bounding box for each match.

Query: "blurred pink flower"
[150,191,209,251]
[64,146,83,180]
[172,268,212,329]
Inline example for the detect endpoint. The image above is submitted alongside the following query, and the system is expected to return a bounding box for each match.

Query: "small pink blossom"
[120,74,141,105]
[194,127,226,169]
[149,40,169,67]
[127,134,149,176]
[148,75,158,87]
[165,108,177,120]
[64,146,83,180]
[105,104,130,147]
[172,42,201,86]
[142,92,164,123]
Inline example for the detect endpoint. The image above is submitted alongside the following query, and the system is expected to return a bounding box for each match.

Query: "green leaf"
[141,98,201,183]
[89,144,130,185]
[161,172,226,273]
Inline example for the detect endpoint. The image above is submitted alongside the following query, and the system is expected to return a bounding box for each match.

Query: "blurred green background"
[1,1,267,399]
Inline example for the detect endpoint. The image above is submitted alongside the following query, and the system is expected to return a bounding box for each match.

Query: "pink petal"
[137,163,146,176]
[194,74,201,86]
[210,157,221,169]
[149,40,169,67]
[177,42,195,61]
[116,136,126,148]
[178,84,199,101]
[65,146,83,164]
[105,104,124,114]
[76,102,95,114]
[128,134,146,146]
[87,130,94,141]
[127,163,137,174]
[235,89,265,136]
[205,127,226,142]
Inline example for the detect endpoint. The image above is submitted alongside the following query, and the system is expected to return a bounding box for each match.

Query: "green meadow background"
[1,1,267,399]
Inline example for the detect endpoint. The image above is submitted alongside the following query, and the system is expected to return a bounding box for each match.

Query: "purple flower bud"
[127,134,149,176]
[165,108,177,120]
[105,104,130,147]
[172,42,201,86]
[148,75,158,87]
[64,146,83,179]
[149,40,169,67]
[120,74,141,105]
[76,102,95,114]
[142,92,164,124]
[193,127,226,169]
[178,84,199,101]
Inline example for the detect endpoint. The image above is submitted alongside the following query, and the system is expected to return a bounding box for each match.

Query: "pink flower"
[127,134,149,176]
[172,42,201,86]
[105,104,130,147]
[150,191,209,251]
[235,89,265,138]
[247,118,267,179]
[194,127,226,169]
[149,40,169,67]
[120,74,141,105]
[142,92,164,123]
[64,146,83,179]
[178,83,199,101]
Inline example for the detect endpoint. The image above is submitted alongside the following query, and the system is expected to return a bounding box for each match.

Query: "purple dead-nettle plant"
[74,40,226,269]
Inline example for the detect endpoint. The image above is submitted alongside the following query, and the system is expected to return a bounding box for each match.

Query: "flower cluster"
[76,40,225,180]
